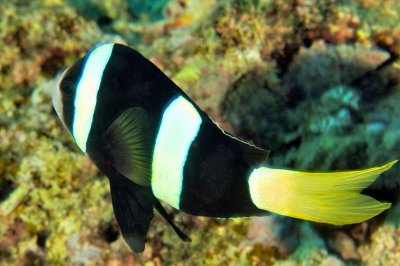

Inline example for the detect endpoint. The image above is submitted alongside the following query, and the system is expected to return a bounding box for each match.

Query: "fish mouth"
[52,68,68,123]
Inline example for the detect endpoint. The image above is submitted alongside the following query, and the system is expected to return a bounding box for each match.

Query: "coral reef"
[358,223,400,265]
[1,0,400,265]
[0,2,103,91]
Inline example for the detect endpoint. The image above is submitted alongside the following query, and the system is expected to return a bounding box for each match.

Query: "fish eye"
[60,80,75,97]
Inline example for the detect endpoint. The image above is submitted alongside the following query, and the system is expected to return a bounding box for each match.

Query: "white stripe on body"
[72,43,114,153]
[152,96,202,209]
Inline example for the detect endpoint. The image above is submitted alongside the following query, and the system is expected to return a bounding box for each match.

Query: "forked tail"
[248,160,398,225]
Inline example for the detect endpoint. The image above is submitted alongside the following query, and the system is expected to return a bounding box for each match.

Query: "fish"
[52,42,397,252]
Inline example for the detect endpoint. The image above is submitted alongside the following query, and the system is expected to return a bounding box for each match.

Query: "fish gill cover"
[0,0,399,265]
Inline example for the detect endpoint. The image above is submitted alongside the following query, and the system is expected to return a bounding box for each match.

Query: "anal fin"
[154,199,191,242]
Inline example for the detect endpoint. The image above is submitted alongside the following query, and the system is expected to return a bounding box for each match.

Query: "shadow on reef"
[222,40,400,212]
[222,41,400,264]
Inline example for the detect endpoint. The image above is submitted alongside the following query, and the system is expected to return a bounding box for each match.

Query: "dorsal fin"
[103,107,152,186]
[237,140,270,166]
[153,198,191,242]
[225,132,270,166]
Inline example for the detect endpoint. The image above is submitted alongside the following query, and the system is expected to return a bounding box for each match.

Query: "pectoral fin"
[109,173,154,252]
[103,107,152,186]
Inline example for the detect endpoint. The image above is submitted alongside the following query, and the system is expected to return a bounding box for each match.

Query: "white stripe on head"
[152,96,202,209]
[72,43,114,153]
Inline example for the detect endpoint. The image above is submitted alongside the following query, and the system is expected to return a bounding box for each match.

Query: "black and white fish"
[52,42,397,252]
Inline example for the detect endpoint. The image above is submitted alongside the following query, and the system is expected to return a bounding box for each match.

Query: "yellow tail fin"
[248,160,397,225]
